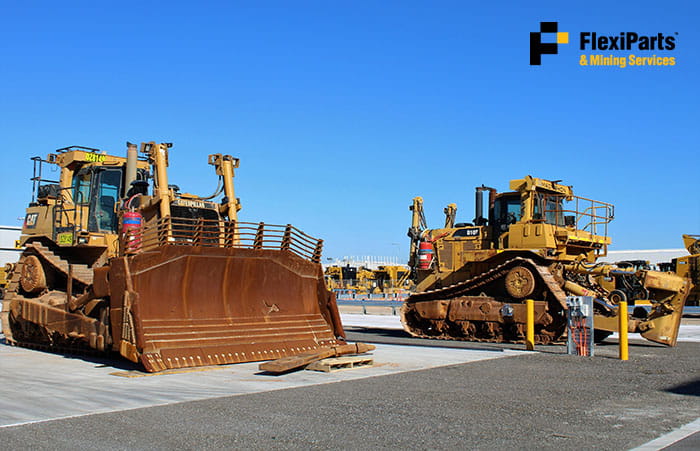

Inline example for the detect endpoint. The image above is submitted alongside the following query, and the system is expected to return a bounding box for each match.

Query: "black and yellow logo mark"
[530,22,568,65]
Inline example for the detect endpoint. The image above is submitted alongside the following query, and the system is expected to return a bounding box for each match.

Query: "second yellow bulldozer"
[666,234,699,306]
[403,176,689,346]
[2,142,345,372]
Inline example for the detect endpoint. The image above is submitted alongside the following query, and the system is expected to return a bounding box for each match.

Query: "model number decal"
[463,228,479,236]
[85,152,106,162]
[453,227,480,238]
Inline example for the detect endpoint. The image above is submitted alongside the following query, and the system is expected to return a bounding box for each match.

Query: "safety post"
[618,301,629,361]
[526,299,535,351]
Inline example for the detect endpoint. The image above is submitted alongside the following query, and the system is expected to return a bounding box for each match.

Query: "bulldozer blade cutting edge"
[108,245,345,372]
[640,311,682,347]
[638,296,687,347]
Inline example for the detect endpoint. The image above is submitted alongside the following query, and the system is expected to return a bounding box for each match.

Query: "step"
[27,243,94,285]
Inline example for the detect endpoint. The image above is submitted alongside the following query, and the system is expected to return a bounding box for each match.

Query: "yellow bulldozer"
[1,142,345,372]
[372,265,414,294]
[403,175,690,346]
[324,264,375,293]
[0,265,10,299]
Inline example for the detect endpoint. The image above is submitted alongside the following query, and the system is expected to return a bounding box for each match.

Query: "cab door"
[88,168,123,233]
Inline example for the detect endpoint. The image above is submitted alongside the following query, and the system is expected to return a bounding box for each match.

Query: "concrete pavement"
[0,314,697,450]
[0,332,520,428]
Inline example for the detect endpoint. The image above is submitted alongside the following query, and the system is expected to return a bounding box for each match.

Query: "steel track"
[401,257,568,343]
[1,243,102,356]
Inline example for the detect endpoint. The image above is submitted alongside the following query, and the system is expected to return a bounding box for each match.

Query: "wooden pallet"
[305,355,374,373]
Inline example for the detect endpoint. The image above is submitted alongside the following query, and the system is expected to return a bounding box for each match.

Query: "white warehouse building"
[600,249,687,266]
[0,226,22,267]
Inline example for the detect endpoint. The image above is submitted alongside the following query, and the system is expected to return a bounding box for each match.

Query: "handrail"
[538,193,613,239]
[121,216,324,263]
[52,186,86,242]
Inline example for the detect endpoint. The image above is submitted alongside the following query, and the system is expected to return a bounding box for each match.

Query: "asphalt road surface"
[1,323,698,450]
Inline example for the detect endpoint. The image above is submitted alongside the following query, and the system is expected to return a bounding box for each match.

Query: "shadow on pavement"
[346,327,521,353]
[666,378,700,397]
[1,336,142,371]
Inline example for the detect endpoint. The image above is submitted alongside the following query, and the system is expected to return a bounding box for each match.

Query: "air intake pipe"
[474,185,496,226]
[125,141,138,197]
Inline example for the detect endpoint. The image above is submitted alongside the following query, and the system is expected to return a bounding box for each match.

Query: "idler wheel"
[504,265,536,299]
[20,255,47,294]
[609,289,627,305]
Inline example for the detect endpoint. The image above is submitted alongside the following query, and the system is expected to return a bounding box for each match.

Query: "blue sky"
[1,1,698,260]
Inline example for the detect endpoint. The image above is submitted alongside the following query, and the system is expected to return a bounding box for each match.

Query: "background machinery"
[2,142,345,372]
[403,176,689,346]
[325,264,373,293]
[0,266,9,299]
[325,264,413,295]
[373,265,413,293]
[664,234,699,306]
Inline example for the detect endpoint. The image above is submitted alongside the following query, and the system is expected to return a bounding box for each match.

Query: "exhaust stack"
[475,188,483,225]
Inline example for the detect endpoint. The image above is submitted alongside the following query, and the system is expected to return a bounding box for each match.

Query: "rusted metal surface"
[109,245,343,371]
[19,255,46,294]
[402,295,557,343]
[123,217,324,263]
[9,295,105,350]
[4,247,112,353]
[110,217,344,372]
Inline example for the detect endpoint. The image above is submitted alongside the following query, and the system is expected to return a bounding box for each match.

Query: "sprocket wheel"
[504,265,536,299]
[20,254,47,294]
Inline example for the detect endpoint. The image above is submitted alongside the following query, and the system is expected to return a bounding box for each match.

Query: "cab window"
[88,169,123,233]
[72,171,91,204]
[494,197,521,225]
[534,193,564,226]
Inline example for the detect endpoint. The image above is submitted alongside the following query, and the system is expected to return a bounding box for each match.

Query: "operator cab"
[532,191,567,226]
[71,164,149,234]
[72,166,124,233]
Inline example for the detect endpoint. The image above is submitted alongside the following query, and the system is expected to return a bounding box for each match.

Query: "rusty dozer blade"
[108,245,345,372]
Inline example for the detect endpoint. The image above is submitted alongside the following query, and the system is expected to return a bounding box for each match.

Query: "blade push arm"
[209,153,241,221]
[408,196,426,268]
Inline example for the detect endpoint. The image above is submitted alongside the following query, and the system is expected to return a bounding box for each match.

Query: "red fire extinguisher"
[122,211,143,253]
[417,241,434,270]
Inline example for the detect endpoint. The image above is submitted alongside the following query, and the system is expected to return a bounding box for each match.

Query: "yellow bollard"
[618,301,629,361]
[526,299,535,351]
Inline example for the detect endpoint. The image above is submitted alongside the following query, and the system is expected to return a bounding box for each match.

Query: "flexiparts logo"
[530,22,568,65]
[579,31,676,67]
[530,21,678,68]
